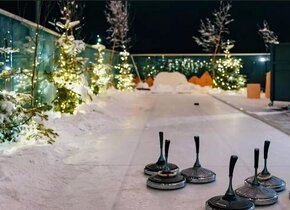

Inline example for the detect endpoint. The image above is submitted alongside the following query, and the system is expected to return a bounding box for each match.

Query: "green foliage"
[0,91,58,144]
[141,57,158,79]
[52,87,82,114]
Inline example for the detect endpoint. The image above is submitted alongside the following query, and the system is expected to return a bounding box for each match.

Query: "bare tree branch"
[258,20,279,51]
[193,1,233,53]
[105,0,130,51]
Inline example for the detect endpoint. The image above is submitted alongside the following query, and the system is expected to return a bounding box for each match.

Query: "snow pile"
[208,87,247,96]
[151,72,196,93]
[46,88,141,137]
[0,88,144,154]
[136,81,149,89]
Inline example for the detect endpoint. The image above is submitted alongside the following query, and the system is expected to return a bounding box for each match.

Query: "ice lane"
[3,92,289,210]
[108,93,290,210]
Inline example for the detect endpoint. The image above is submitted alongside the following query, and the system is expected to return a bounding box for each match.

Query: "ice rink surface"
[0,90,290,210]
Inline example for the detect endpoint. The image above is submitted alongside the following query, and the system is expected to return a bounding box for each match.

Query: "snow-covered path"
[0,91,290,210]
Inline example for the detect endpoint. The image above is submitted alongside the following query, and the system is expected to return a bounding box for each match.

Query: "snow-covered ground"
[0,73,290,210]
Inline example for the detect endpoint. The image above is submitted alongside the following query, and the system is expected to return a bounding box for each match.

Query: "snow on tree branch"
[105,0,130,51]
[193,1,233,53]
[258,20,279,51]
[49,0,84,37]
[213,1,233,35]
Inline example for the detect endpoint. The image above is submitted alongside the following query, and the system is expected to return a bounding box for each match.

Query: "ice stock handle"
[194,136,199,154]
[264,140,270,159]
[229,155,238,177]
[159,132,163,149]
[255,148,259,169]
[165,140,170,160]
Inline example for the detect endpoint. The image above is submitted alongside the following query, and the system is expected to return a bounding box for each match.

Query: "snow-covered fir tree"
[214,41,246,90]
[51,0,91,114]
[193,1,233,83]
[90,42,112,94]
[115,50,134,91]
[258,20,279,51]
[0,91,58,143]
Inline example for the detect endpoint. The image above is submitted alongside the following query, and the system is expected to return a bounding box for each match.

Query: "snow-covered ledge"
[0,8,60,37]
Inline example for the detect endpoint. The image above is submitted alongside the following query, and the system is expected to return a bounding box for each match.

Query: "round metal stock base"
[205,196,255,210]
[144,163,178,176]
[245,175,286,192]
[181,167,216,184]
[235,185,278,206]
[146,172,186,190]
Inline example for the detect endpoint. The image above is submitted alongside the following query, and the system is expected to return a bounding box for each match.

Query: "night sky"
[1,1,290,54]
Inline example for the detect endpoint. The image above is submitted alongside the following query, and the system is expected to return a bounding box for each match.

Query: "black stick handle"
[229,155,238,177]
[264,140,270,159]
[165,140,170,161]
[254,148,259,169]
[194,136,199,154]
[159,132,163,150]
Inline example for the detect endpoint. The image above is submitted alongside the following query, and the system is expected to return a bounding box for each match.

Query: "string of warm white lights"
[114,50,135,91]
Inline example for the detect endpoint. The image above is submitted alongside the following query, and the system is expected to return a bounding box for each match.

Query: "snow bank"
[0,88,156,210]
[0,88,144,155]
[151,72,198,93]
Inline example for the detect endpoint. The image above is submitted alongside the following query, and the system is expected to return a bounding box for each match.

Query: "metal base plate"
[245,175,286,192]
[144,162,178,176]
[205,195,255,210]
[147,173,186,190]
[235,185,278,206]
[181,167,216,184]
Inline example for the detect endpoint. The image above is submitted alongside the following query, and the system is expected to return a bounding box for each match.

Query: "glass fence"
[0,9,120,105]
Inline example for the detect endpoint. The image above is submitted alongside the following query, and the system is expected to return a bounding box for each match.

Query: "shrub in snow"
[0,91,58,144]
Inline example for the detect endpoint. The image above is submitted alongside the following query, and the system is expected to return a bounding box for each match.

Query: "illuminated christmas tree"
[142,57,156,78]
[51,0,91,114]
[90,41,112,94]
[214,41,246,90]
[115,50,135,91]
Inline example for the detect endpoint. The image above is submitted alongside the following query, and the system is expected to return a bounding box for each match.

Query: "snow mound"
[136,82,149,89]
[151,72,196,93]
